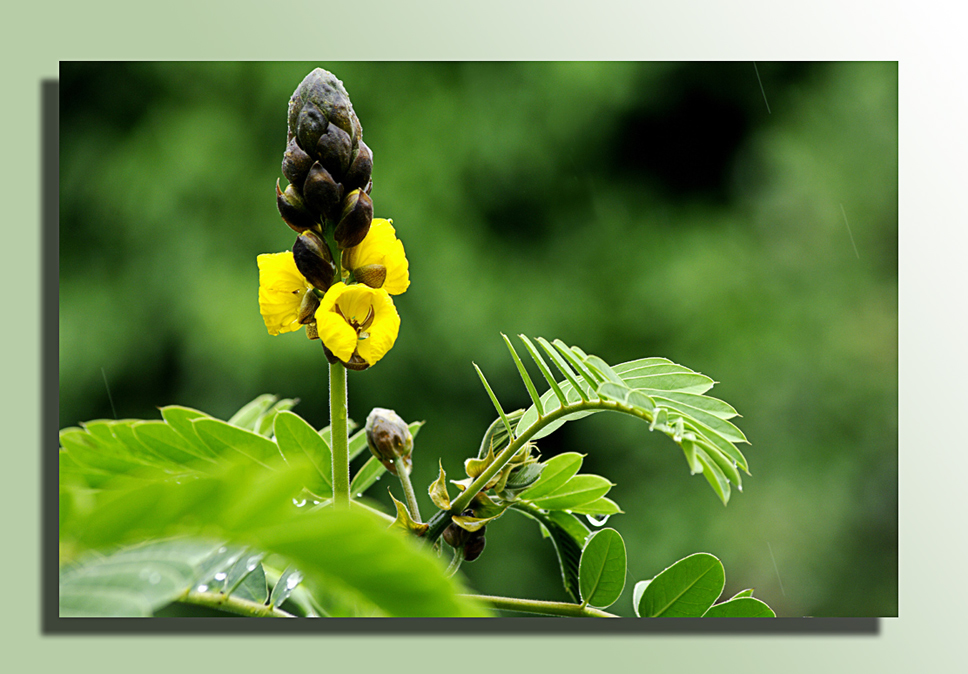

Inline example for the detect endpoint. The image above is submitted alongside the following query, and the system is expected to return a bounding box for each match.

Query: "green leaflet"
[192,418,284,469]
[517,452,584,500]
[568,497,623,516]
[702,597,776,617]
[273,411,333,497]
[634,552,725,617]
[530,474,613,511]
[578,528,627,608]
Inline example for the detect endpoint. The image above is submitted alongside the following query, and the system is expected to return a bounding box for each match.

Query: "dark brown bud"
[463,532,486,562]
[443,519,472,549]
[334,189,373,249]
[315,123,353,180]
[276,180,320,234]
[293,230,336,290]
[365,408,413,474]
[343,140,373,193]
[302,162,343,222]
[282,137,314,188]
[295,101,328,154]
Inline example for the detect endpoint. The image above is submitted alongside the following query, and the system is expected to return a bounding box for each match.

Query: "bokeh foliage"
[59,61,897,617]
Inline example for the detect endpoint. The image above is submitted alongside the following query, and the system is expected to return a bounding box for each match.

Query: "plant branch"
[329,360,350,507]
[179,590,295,618]
[463,594,618,618]
[425,401,629,542]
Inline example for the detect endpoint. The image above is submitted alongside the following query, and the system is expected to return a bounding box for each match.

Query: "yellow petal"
[335,284,378,325]
[381,237,410,296]
[314,283,358,361]
[257,252,311,335]
[355,289,400,366]
[344,219,410,295]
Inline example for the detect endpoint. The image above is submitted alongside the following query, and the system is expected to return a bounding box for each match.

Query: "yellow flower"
[316,282,400,366]
[257,252,317,336]
[341,218,410,295]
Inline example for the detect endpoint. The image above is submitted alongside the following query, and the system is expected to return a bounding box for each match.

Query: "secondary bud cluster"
[277,68,375,269]
[442,510,487,562]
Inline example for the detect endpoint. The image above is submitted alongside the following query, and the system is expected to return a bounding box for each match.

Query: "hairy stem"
[179,590,295,618]
[329,360,350,507]
[394,456,421,522]
[464,594,617,618]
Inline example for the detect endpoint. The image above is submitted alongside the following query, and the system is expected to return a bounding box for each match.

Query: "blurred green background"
[59,62,897,617]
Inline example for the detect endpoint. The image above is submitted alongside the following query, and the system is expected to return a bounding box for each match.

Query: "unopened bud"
[463,532,486,562]
[442,511,475,549]
[365,408,413,475]
[295,101,329,154]
[276,180,320,234]
[343,140,373,193]
[281,137,314,189]
[302,162,343,222]
[315,123,353,180]
[289,68,362,149]
[334,189,373,249]
[293,230,336,290]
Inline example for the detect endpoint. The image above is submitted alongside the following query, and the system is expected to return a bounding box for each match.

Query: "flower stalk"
[329,360,350,507]
[393,456,421,522]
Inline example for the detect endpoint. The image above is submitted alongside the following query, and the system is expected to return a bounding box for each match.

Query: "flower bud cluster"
[258,68,410,371]
[278,68,374,251]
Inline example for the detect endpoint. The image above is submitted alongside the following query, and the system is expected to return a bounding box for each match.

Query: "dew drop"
[313,500,320,505]
[585,514,610,527]
[147,572,162,585]
[218,547,227,554]
[286,573,303,590]
[196,584,209,593]
[292,498,307,507]
[356,493,364,498]
[214,572,227,582]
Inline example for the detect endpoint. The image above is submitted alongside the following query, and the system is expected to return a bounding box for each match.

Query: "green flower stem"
[179,590,296,618]
[463,594,618,618]
[425,403,588,542]
[329,360,350,507]
[393,456,422,522]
